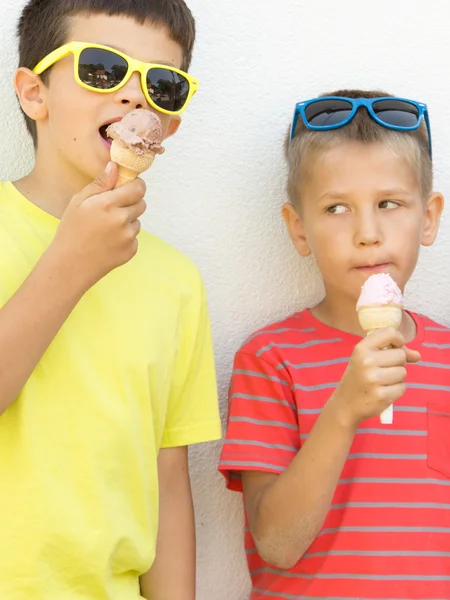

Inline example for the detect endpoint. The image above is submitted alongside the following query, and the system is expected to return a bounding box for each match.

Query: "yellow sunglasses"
[33,41,199,116]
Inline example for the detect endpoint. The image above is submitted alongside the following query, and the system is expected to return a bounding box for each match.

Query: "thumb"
[72,162,118,206]
[405,346,421,363]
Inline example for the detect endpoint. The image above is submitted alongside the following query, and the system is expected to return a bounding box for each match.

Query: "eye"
[379,200,398,209]
[326,204,347,215]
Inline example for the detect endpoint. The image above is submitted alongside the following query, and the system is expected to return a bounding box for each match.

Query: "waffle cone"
[357,304,402,335]
[110,141,155,188]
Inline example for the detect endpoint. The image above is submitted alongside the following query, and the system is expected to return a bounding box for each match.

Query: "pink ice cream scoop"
[356,273,403,311]
[106,109,165,187]
[106,109,165,156]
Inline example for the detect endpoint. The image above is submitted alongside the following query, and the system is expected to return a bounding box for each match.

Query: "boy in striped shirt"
[219,89,450,599]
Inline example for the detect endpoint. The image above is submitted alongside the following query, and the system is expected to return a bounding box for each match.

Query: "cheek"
[390,212,424,247]
[159,117,174,138]
[307,221,349,256]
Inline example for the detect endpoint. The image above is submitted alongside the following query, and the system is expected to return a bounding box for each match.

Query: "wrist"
[323,391,359,435]
[40,242,92,298]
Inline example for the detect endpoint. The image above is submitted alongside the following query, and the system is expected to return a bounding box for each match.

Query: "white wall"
[1,1,450,598]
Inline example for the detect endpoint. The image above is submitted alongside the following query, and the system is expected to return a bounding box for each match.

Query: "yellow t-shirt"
[0,182,222,599]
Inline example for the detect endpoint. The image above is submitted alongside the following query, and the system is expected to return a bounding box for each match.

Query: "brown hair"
[17,0,196,145]
[286,89,433,209]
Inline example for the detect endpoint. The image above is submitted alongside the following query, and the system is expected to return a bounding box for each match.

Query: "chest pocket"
[427,398,450,479]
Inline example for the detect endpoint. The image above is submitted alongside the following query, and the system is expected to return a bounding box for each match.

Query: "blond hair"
[286,89,432,209]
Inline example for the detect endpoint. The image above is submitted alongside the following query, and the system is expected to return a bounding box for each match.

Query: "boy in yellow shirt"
[0,1,221,598]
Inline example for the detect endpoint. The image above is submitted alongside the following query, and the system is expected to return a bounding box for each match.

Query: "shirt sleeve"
[219,348,300,492]
[161,268,222,448]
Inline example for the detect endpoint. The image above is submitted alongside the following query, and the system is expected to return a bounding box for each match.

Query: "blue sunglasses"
[290,96,432,157]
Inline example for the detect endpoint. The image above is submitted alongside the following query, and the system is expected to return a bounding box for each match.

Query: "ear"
[163,115,181,140]
[281,202,311,256]
[421,191,444,247]
[13,67,48,122]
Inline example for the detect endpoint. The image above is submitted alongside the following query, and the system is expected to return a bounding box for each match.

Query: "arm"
[140,446,195,600]
[0,165,146,415]
[242,396,354,569]
[238,329,420,569]
[0,248,85,414]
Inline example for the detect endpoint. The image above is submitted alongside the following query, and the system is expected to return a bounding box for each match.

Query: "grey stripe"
[298,407,427,416]
[423,343,450,349]
[251,568,450,581]
[254,593,446,600]
[230,392,295,409]
[293,382,338,392]
[276,357,350,371]
[245,327,316,344]
[331,501,450,510]
[338,477,450,486]
[319,526,450,535]
[247,547,450,559]
[300,429,426,440]
[254,594,446,600]
[229,416,298,430]
[233,369,289,386]
[417,360,450,370]
[219,460,284,472]
[253,590,300,600]
[430,409,450,417]
[304,550,450,558]
[407,383,450,391]
[256,338,342,357]
[298,408,322,415]
[356,428,427,436]
[224,439,298,452]
[347,453,426,460]
[425,327,450,332]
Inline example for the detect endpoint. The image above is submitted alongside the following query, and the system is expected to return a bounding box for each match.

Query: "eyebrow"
[376,188,412,197]
[318,188,412,202]
[103,43,175,67]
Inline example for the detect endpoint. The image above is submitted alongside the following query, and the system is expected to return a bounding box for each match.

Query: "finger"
[125,199,147,222]
[377,382,407,404]
[376,348,408,367]
[127,219,141,238]
[404,347,421,363]
[103,178,147,208]
[376,365,407,386]
[364,327,406,350]
[73,162,118,206]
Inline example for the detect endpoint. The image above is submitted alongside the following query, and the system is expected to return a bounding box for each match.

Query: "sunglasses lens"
[305,99,353,127]
[372,99,419,128]
[78,48,128,89]
[147,68,190,112]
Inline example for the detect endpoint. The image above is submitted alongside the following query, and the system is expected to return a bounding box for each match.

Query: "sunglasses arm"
[33,44,75,76]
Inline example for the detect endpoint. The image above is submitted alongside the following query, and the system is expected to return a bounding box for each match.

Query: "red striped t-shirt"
[219,309,450,599]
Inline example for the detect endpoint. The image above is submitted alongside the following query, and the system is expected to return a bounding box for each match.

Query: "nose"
[354,208,382,246]
[114,72,147,109]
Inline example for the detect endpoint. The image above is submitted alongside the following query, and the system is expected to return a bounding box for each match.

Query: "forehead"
[66,14,184,68]
[304,140,420,199]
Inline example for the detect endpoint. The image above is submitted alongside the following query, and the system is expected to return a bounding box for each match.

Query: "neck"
[311,287,416,343]
[14,144,91,219]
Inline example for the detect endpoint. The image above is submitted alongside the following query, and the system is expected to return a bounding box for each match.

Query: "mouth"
[99,117,122,148]
[355,263,391,273]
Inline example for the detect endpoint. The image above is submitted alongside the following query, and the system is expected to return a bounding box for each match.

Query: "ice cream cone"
[357,303,402,424]
[357,304,403,334]
[110,141,155,188]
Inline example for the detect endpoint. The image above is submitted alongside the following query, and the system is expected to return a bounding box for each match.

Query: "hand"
[329,327,421,429]
[50,162,147,290]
